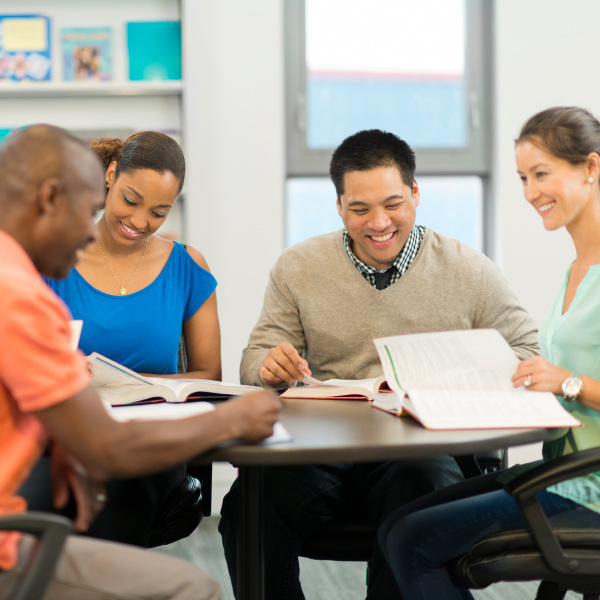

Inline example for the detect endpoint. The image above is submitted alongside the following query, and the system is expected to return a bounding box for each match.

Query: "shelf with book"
[0,80,183,98]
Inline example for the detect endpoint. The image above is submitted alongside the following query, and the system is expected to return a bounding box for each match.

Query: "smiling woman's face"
[515,140,594,233]
[102,164,180,245]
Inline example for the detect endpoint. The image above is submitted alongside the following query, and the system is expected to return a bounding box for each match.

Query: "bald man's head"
[0,125,105,278]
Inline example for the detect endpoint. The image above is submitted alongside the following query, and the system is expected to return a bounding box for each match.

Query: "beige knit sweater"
[240,228,538,386]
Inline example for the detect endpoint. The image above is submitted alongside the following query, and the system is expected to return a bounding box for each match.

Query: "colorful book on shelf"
[126,21,181,81]
[88,352,262,406]
[61,27,112,81]
[371,329,581,431]
[0,14,51,81]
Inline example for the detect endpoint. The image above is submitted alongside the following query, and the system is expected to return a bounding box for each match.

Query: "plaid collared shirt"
[342,225,425,289]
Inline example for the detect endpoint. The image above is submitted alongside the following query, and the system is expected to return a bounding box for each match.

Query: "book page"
[107,400,215,421]
[374,329,519,392]
[95,382,174,406]
[405,388,581,430]
[88,353,153,387]
[300,374,380,390]
[107,403,292,445]
[149,377,262,398]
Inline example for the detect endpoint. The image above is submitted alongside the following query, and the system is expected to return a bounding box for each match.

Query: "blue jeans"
[378,471,600,600]
[219,456,464,600]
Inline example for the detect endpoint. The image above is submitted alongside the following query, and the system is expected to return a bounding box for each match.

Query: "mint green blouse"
[541,263,600,513]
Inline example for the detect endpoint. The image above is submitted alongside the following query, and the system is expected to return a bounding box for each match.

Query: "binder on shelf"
[0,14,51,81]
[61,27,113,82]
[126,21,181,81]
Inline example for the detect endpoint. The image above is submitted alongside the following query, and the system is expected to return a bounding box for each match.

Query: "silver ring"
[524,374,532,387]
[96,493,106,503]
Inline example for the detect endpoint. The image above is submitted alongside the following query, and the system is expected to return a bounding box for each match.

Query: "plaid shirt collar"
[342,225,425,289]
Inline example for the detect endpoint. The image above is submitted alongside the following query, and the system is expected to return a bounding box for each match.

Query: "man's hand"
[259,342,311,386]
[50,443,107,532]
[219,390,281,443]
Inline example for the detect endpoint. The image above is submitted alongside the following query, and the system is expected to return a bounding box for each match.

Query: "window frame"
[284,0,494,256]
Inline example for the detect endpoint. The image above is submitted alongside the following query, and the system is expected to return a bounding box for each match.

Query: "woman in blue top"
[378,106,600,599]
[44,131,220,546]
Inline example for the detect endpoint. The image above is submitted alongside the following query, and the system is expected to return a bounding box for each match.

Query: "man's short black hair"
[329,129,416,196]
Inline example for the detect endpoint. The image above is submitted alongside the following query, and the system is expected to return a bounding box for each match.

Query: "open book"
[88,352,262,406]
[280,373,390,400]
[371,329,581,430]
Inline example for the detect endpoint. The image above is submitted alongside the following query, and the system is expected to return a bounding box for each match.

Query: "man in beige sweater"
[220,129,538,600]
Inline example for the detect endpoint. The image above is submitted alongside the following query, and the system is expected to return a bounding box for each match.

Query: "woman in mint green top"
[378,106,600,599]
[539,264,600,510]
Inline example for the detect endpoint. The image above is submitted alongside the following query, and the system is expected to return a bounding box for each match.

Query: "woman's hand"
[511,355,569,395]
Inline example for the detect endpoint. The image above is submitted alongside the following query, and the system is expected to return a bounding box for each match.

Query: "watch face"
[563,375,582,399]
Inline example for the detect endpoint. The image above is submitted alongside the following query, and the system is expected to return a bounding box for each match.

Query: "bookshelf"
[0,0,185,238]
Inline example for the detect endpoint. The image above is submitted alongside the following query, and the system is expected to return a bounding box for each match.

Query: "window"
[284,0,492,253]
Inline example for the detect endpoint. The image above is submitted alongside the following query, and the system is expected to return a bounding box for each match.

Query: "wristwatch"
[561,373,583,402]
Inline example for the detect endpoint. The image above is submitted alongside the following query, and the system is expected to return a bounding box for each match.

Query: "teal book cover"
[61,27,112,81]
[127,21,181,81]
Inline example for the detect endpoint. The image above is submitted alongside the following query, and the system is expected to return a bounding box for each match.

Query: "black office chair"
[146,335,213,547]
[450,446,600,600]
[299,451,506,583]
[0,512,72,600]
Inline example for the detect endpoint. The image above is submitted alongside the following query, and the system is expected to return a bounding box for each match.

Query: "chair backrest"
[0,512,72,600]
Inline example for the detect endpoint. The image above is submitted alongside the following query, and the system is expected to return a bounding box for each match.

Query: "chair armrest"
[0,512,72,600]
[503,447,600,577]
[506,446,600,500]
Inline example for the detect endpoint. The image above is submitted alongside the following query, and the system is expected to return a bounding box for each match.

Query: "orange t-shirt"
[0,231,90,569]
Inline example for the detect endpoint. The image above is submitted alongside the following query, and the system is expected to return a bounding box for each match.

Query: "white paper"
[68,319,83,351]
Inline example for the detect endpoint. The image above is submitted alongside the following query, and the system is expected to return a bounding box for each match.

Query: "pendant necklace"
[98,237,149,296]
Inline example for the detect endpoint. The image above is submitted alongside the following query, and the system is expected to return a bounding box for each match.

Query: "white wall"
[494,0,600,323]
[183,0,285,383]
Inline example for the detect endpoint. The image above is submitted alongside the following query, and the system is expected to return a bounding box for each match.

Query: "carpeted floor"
[152,517,582,600]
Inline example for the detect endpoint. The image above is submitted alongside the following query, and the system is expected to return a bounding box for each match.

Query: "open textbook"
[371,329,581,430]
[88,352,262,406]
[280,373,390,400]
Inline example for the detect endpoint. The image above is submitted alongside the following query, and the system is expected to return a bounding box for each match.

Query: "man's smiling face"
[337,165,419,270]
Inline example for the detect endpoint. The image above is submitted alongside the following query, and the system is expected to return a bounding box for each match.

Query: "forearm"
[240,265,306,386]
[88,407,239,479]
[37,386,277,482]
[240,347,270,386]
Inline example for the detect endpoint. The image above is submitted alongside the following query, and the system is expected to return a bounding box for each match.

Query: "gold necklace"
[97,237,149,295]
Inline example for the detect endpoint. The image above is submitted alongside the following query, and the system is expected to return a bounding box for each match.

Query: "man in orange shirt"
[0,124,280,599]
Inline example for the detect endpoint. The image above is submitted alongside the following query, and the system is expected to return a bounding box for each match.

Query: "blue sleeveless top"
[46,242,217,374]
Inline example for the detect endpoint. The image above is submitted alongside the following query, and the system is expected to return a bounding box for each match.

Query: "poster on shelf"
[0,14,51,81]
[126,21,181,81]
[61,27,113,81]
